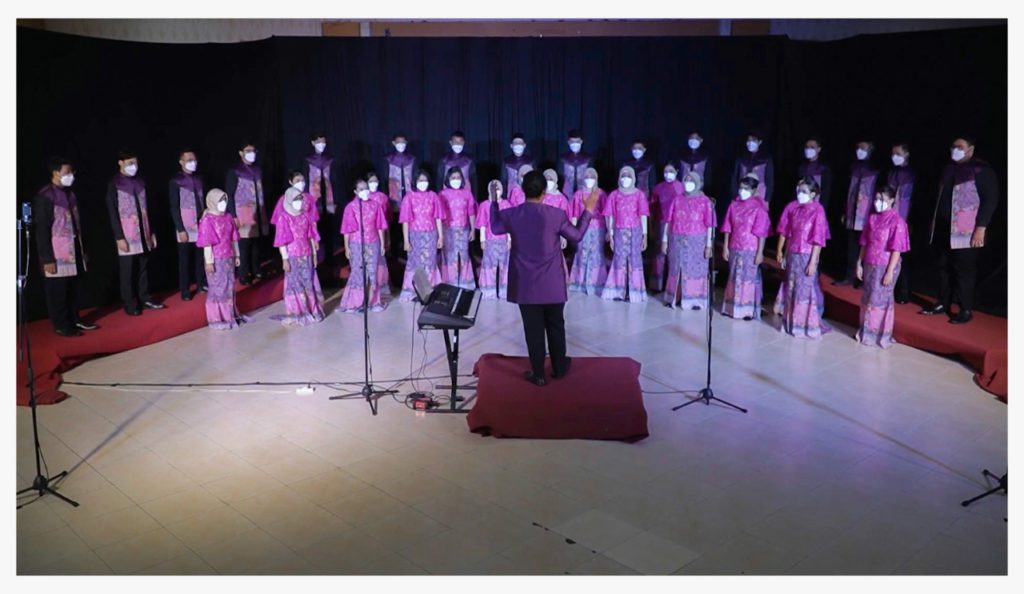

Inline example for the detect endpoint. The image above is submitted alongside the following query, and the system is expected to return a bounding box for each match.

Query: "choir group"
[32,129,999,351]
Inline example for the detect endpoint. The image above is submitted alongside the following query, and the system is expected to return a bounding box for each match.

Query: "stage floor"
[16,289,1007,575]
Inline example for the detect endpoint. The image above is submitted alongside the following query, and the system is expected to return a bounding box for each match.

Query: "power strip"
[296,385,315,395]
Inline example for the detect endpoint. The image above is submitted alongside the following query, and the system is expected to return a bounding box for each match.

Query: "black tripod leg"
[707,396,749,414]
[961,485,1004,508]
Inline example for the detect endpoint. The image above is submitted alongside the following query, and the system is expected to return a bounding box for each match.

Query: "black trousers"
[43,274,80,332]
[388,217,404,260]
[894,251,911,302]
[518,303,567,377]
[119,253,151,312]
[933,224,980,311]
[177,241,206,293]
[844,229,862,282]
[238,237,261,281]
[318,210,338,266]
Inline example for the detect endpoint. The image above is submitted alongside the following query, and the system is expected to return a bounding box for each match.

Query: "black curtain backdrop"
[17,25,1006,321]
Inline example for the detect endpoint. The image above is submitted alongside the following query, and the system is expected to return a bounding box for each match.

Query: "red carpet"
[820,277,1008,401]
[16,276,286,406]
[467,354,649,441]
[760,259,1007,401]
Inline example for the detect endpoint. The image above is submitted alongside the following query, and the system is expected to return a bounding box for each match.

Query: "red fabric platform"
[820,278,1008,400]
[467,354,649,441]
[16,275,285,406]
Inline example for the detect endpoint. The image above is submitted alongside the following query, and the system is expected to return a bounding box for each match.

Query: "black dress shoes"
[125,308,141,316]
[919,303,946,316]
[75,321,98,331]
[523,371,547,387]
[181,291,193,302]
[55,327,82,337]
[949,310,974,324]
[143,301,166,310]
[552,357,572,380]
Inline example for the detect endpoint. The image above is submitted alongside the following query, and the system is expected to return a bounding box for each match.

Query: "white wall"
[40,19,323,43]
[35,18,1006,43]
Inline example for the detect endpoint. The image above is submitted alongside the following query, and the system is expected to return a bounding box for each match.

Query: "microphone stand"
[331,196,396,415]
[672,225,748,414]
[16,206,79,508]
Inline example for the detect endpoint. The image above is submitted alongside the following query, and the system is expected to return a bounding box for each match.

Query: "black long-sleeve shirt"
[106,177,148,251]
[168,173,204,233]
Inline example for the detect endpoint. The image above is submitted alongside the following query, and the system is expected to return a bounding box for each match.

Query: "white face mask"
[124,163,138,176]
[746,140,760,153]
[293,181,305,192]
[357,190,370,201]
[368,182,379,192]
[804,148,818,159]
[891,154,906,166]
[620,177,634,188]
[797,192,812,204]
[511,143,525,156]
[394,142,407,153]
[450,179,463,189]
[184,160,197,172]
[291,199,304,210]
[313,142,326,154]
[584,178,597,189]
[451,143,464,154]
[684,181,697,193]
[856,148,869,161]
[874,199,890,213]
[951,148,966,162]
[546,180,556,191]
[688,138,701,150]
[216,200,227,213]
[569,142,582,153]
[739,189,752,201]
[664,172,677,182]
[243,151,256,164]
[416,181,429,192]
[631,149,644,160]
[60,173,74,187]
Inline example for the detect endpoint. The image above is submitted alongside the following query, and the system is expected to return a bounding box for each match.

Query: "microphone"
[21,202,32,224]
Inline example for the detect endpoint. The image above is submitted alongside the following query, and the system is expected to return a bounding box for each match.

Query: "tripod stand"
[961,470,1007,508]
[330,196,395,414]
[672,227,748,414]
[16,204,78,509]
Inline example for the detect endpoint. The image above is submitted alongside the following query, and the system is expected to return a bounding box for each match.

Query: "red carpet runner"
[760,260,1007,400]
[467,354,649,441]
[16,276,285,406]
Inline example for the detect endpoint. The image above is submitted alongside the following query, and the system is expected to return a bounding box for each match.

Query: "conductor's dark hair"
[567,129,582,139]
[739,175,760,190]
[288,170,304,183]
[511,132,525,142]
[117,148,137,161]
[797,177,821,195]
[48,156,73,174]
[522,170,546,199]
[310,131,327,141]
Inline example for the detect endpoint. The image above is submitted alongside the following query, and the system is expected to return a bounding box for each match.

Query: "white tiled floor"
[16,288,1008,575]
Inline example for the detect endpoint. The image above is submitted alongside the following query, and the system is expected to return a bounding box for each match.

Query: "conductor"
[489,170,598,386]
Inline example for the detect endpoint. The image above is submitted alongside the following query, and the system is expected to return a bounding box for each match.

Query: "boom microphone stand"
[672,226,748,414]
[16,203,79,508]
[330,196,396,414]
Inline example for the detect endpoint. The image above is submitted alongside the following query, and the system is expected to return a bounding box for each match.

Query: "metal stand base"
[17,472,79,509]
[672,387,748,414]
[961,469,1007,508]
